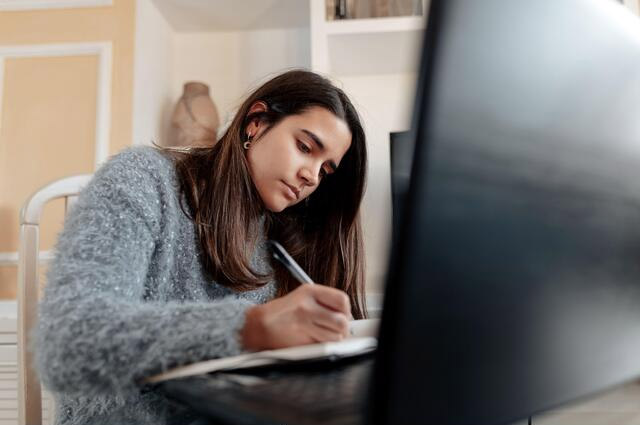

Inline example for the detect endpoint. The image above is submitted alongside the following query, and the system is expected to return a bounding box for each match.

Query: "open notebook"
[145,318,380,384]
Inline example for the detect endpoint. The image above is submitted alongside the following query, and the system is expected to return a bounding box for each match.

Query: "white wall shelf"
[311,0,425,76]
[321,15,425,75]
[324,15,425,35]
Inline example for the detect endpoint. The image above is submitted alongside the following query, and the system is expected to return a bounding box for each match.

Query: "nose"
[299,165,320,187]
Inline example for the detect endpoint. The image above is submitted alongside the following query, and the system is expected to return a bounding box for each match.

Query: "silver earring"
[243,134,252,150]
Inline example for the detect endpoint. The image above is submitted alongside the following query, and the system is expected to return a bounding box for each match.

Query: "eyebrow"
[301,129,338,172]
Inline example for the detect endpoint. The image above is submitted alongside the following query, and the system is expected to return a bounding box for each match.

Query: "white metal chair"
[17,175,92,425]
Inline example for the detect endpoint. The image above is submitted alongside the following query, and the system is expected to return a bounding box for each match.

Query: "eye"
[297,140,311,154]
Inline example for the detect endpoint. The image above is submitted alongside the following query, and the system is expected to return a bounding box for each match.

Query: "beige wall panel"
[0,266,16,299]
[0,262,49,300]
[0,0,134,301]
[0,0,135,154]
[0,56,97,253]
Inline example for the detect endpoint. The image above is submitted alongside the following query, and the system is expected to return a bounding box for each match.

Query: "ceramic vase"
[168,82,220,147]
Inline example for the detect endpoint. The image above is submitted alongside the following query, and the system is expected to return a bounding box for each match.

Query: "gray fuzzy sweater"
[34,146,277,425]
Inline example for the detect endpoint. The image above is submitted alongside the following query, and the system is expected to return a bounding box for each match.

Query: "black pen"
[269,240,360,331]
[266,240,314,285]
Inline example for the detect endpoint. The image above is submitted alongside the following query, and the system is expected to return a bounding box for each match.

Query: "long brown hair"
[165,70,368,318]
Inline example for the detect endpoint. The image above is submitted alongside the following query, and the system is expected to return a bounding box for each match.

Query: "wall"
[133,0,173,146]
[171,27,311,133]
[0,0,135,299]
[338,72,417,292]
[623,0,640,15]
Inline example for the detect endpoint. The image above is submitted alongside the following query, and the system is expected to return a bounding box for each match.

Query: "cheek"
[259,138,287,164]
[247,140,287,193]
[246,152,272,196]
[271,143,302,178]
[248,143,274,175]
[248,135,304,188]
[280,141,300,165]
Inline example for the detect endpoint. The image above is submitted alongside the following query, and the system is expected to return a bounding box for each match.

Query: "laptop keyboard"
[206,356,373,416]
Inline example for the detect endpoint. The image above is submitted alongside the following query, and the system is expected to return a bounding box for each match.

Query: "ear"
[245,101,269,138]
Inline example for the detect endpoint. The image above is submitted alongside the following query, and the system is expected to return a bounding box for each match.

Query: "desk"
[160,355,372,425]
[533,380,640,425]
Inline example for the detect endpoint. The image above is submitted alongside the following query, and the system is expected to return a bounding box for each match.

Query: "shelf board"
[325,15,425,35]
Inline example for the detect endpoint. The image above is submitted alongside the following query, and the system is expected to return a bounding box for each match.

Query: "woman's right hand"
[240,284,351,351]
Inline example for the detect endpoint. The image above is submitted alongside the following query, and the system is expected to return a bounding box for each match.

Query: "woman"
[34,69,368,425]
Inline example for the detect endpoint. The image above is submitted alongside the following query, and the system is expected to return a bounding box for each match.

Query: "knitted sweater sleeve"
[33,148,253,397]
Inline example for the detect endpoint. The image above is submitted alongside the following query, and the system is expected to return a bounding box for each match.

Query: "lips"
[282,181,300,200]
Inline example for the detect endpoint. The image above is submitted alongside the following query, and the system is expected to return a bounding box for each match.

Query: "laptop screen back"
[372,1,640,424]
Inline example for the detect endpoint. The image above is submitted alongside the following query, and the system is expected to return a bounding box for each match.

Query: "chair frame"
[17,175,92,425]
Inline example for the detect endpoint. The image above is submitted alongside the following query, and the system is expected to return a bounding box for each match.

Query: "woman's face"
[246,105,352,213]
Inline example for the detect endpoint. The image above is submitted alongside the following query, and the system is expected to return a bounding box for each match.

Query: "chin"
[262,197,288,213]
[260,186,297,213]
[267,204,286,213]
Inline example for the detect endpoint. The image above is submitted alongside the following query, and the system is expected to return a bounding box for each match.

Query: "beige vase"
[168,82,220,147]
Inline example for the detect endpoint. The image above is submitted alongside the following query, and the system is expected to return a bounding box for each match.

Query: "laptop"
[161,1,640,424]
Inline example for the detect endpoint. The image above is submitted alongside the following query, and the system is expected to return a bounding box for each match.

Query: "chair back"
[17,175,92,425]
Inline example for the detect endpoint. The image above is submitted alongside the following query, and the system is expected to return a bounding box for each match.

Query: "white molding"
[0,42,112,168]
[0,251,53,267]
[94,43,112,167]
[0,0,112,11]
[325,15,425,35]
[0,56,4,142]
[310,0,329,73]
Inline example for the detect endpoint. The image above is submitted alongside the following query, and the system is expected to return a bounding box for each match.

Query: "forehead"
[285,106,352,161]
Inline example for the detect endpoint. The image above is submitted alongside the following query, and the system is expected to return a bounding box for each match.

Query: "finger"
[308,320,345,343]
[309,305,349,335]
[311,286,351,315]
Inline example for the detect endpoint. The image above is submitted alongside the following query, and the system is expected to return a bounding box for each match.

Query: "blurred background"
[0,0,434,302]
[0,0,638,297]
